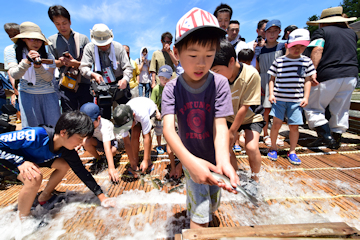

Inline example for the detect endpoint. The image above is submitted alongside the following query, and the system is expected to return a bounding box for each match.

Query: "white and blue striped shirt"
[268,55,316,102]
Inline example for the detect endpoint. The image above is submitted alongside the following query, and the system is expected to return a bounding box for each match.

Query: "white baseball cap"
[287,29,310,48]
[174,7,226,45]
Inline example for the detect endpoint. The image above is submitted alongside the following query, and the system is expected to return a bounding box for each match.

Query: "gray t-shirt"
[161,72,233,165]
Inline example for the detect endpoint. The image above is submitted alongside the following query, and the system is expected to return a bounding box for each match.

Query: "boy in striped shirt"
[267,29,316,165]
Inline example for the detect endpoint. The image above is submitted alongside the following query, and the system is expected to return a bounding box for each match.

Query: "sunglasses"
[163,40,172,44]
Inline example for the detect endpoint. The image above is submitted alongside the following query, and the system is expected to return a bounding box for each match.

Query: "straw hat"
[307,6,357,26]
[90,24,114,46]
[11,21,51,45]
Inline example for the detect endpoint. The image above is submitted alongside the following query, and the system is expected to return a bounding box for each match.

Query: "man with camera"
[48,5,93,112]
[80,24,133,120]
[247,19,269,67]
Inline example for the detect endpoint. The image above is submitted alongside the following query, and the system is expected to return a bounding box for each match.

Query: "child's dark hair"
[212,39,235,67]
[174,28,223,54]
[48,5,71,22]
[15,39,47,64]
[213,3,233,19]
[161,32,173,42]
[238,49,254,63]
[55,111,94,138]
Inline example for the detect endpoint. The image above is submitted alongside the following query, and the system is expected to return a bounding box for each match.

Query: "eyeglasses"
[163,40,172,44]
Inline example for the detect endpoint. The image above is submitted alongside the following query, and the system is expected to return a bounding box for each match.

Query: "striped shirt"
[267,55,316,102]
[5,45,56,94]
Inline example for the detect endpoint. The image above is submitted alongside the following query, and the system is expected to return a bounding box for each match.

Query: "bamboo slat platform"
[0,125,360,239]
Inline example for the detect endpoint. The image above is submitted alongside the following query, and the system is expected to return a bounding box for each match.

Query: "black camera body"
[90,81,113,107]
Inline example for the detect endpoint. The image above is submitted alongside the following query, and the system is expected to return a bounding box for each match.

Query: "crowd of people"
[0,2,358,231]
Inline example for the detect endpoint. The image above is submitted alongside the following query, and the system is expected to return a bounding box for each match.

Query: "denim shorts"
[270,101,303,125]
[183,167,221,224]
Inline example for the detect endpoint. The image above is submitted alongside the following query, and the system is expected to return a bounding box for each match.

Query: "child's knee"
[22,174,43,189]
[272,119,283,129]
[289,125,299,131]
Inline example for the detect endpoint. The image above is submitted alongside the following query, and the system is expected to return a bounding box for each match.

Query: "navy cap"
[265,19,281,31]
[80,102,100,122]
[158,65,173,79]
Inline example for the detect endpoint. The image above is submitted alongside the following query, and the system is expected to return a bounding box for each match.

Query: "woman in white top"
[136,47,151,98]
[7,22,60,127]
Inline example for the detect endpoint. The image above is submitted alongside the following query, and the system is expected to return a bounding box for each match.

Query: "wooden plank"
[181,222,357,239]
[350,101,360,111]
[174,233,182,240]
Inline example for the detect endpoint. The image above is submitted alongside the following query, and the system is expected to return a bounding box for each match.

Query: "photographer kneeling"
[80,24,133,120]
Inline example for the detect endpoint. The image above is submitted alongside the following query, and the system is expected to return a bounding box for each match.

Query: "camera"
[90,81,113,107]
[90,80,132,107]
[256,36,263,43]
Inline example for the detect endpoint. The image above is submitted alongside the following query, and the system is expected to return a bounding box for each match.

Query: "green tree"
[305,15,319,36]
[341,0,360,19]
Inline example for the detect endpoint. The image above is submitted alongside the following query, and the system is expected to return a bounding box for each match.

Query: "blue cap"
[265,19,281,31]
[80,102,100,121]
[158,65,173,79]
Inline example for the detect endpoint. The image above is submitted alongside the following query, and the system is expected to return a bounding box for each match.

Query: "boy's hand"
[228,129,237,147]
[300,98,308,108]
[269,94,276,104]
[18,161,42,181]
[155,110,161,120]
[217,162,239,194]
[169,163,183,179]
[187,157,222,186]
[101,197,116,208]
[108,168,119,183]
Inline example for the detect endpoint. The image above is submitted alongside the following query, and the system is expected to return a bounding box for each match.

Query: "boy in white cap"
[267,29,316,165]
[80,23,133,120]
[161,7,239,229]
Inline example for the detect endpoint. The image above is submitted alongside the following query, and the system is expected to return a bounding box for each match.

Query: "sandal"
[39,193,65,210]
[155,146,165,154]
[267,150,278,161]
[264,136,271,146]
[287,153,301,165]
[233,145,242,152]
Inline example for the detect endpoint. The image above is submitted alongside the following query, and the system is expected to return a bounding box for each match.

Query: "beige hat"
[307,6,357,26]
[11,21,51,45]
[90,24,114,46]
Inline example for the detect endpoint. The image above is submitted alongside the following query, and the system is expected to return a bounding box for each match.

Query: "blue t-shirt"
[161,72,233,165]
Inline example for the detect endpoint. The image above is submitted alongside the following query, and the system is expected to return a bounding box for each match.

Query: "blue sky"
[0,0,342,64]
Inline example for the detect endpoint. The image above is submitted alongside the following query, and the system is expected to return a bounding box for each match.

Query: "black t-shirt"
[311,25,358,83]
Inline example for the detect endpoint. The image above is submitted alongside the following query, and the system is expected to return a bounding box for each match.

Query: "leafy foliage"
[305,15,319,36]
[341,0,360,19]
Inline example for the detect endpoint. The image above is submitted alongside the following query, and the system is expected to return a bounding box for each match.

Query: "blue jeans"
[138,82,151,98]
[19,91,61,128]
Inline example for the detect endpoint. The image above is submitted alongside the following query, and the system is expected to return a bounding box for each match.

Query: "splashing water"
[0,164,359,239]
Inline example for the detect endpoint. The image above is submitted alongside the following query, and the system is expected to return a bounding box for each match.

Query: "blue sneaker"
[287,153,301,165]
[156,146,165,154]
[267,150,277,161]
[233,145,242,152]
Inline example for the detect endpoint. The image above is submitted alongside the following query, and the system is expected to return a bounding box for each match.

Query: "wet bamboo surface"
[1,128,360,239]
